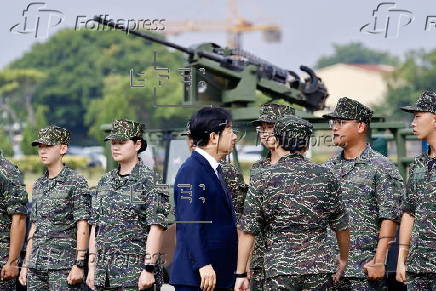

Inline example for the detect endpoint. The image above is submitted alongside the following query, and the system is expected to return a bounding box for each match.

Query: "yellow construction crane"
[162,0,281,49]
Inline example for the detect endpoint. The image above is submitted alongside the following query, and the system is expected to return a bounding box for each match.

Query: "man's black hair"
[189,107,232,147]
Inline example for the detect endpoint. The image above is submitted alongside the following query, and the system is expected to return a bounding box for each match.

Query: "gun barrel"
[93,16,193,55]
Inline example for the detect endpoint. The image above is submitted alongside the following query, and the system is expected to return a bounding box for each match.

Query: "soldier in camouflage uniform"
[396,91,436,290]
[322,97,404,290]
[87,119,169,291]
[19,126,91,290]
[248,103,295,290]
[235,115,350,291]
[0,150,27,291]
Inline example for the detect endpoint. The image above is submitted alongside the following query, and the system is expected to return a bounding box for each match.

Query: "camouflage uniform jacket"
[247,152,271,272]
[239,153,349,278]
[91,161,170,288]
[322,145,404,278]
[29,166,90,270]
[402,149,435,273]
[220,160,248,224]
[0,154,27,265]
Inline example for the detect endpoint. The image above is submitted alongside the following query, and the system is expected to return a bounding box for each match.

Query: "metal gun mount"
[93,15,329,112]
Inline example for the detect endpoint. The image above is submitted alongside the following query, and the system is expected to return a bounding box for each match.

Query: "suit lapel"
[192,152,234,213]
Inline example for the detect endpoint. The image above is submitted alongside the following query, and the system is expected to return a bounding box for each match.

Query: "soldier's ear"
[60,144,68,155]
[357,122,366,134]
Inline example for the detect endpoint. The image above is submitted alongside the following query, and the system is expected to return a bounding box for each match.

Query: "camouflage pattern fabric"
[0,152,28,266]
[97,286,160,291]
[29,166,91,270]
[332,277,386,291]
[239,152,349,278]
[105,119,145,141]
[0,277,16,291]
[264,273,333,291]
[323,97,374,124]
[27,268,82,290]
[252,103,295,126]
[220,160,248,224]
[32,125,71,146]
[248,153,271,291]
[401,91,436,114]
[322,145,404,278]
[406,272,436,291]
[273,115,313,149]
[91,161,170,288]
[401,149,436,274]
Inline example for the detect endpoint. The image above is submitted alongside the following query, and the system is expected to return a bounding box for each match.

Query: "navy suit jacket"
[170,151,237,288]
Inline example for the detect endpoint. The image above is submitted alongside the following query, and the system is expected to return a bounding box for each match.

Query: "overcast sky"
[2,0,436,70]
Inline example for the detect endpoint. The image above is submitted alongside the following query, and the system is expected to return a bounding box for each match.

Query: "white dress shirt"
[195,147,220,178]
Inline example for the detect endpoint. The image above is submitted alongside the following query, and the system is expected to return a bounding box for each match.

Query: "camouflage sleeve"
[143,173,170,230]
[90,178,104,226]
[224,164,248,224]
[72,176,91,222]
[0,167,27,216]
[89,188,97,225]
[238,173,264,235]
[375,166,404,223]
[401,165,417,216]
[326,176,349,231]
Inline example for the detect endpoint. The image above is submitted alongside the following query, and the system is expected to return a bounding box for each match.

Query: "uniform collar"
[113,158,143,182]
[415,146,432,163]
[277,152,305,164]
[43,165,68,183]
[333,144,373,165]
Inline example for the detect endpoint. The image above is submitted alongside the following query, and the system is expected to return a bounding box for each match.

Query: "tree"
[85,69,192,142]
[0,129,13,157]
[20,105,49,155]
[0,69,46,155]
[376,49,436,120]
[316,42,399,69]
[9,28,185,144]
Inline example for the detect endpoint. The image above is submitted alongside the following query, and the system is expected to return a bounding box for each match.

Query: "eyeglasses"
[328,120,356,128]
[255,126,274,135]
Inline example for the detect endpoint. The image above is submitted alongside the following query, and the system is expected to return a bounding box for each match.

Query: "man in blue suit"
[171,107,238,291]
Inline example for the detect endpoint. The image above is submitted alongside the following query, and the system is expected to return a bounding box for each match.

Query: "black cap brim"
[400,105,428,113]
[322,112,353,120]
[251,118,276,126]
[31,139,57,147]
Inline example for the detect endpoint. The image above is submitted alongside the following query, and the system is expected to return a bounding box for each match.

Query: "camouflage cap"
[32,126,71,146]
[401,91,436,114]
[104,119,145,141]
[252,103,295,126]
[323,97,373,124]
[274,115,313,145]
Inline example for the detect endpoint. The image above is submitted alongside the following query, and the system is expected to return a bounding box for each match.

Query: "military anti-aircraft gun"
[93,15,329,118]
